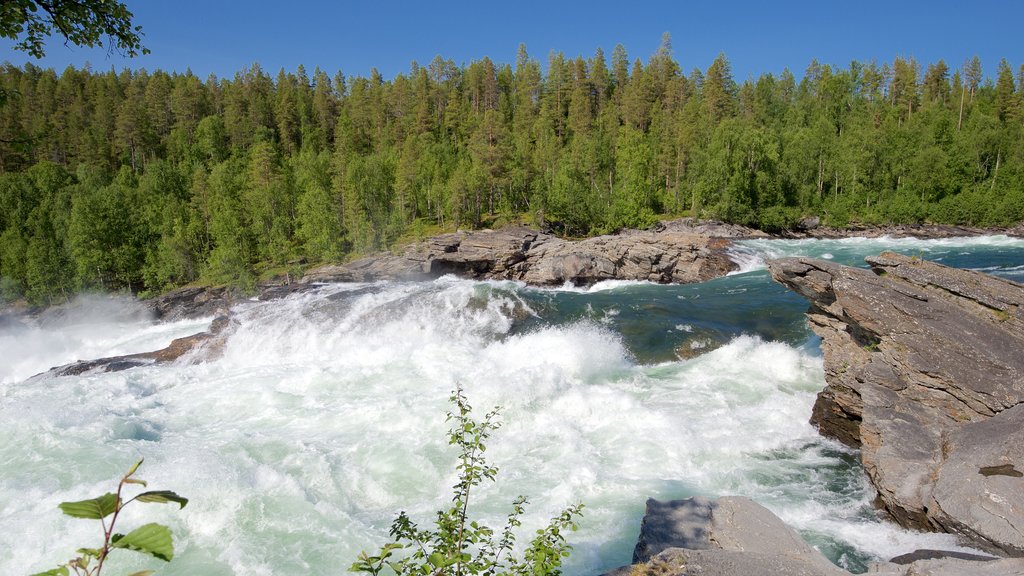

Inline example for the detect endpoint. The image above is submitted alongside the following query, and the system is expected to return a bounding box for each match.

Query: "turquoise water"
[2,236,1022,575]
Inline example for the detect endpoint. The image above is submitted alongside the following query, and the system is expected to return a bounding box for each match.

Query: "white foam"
[540,279,655,293]
[0,279,1003,575]
[0,295,211,385]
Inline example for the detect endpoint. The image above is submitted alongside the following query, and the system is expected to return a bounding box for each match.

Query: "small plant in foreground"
[350,385,584,576]
[31,459,188,576]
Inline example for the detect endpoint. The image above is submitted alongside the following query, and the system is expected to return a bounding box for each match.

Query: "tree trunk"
[991,150,1001,191]
[817,157,824,199]
[957,85,965,131]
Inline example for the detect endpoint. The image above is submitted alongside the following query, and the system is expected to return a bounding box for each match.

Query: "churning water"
[3,236,1024,575]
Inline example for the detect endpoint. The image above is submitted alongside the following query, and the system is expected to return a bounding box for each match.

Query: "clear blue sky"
[2,0,1022,82]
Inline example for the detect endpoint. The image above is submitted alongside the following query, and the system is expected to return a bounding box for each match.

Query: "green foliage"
[32,459,187,576]
[0,0,147,59]
[0,48,1023,302]
[350,386,584,576]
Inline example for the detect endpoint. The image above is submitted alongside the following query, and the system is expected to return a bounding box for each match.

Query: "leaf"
[127,571,156,576]
[58,492,118,519]
[427,552,445,568]
[135,490,189,509]
[125,459,144,478]
[29,568,69,576]
[75,547,102,558]
[123,478,148,487]
[111,522,175,561]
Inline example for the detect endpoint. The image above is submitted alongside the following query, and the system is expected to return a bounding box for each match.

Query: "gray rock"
[620,496,848,576]
[889,549,999,564]
[616,496,1022,576]
[303,225,736,286]
[867,557,1024,575]
[45,314,233,377]
[633,497,715,563]
[767,252,1024,555]
[148,285,238,321]
[797,216,821,231]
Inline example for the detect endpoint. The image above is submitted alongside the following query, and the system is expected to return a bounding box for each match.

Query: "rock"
[617,496,848,576]
[303,225,737,286]
[797,216,821,231]
[148,285,238,321]
[633,497,715,563]
[888,549,998,564]
[611,496,1023,576]
[867,557,1024,575]
[656,218,772,239]
[767,252,1024,555]
[47,314,233,377]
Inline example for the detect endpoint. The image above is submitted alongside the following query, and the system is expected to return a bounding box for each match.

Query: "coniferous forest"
[2,36,1023,305]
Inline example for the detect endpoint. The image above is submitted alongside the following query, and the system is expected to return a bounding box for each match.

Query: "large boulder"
[767,252,1024,555]
[612,496,1022,576]
[303,225,736,286]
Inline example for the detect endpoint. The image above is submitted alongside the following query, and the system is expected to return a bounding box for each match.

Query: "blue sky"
[2,0,1022,82]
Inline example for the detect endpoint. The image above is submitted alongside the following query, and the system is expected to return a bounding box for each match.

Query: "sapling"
[31,459,187,576]
[351,385,584,576]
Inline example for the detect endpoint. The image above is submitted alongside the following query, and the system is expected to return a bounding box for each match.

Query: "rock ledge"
[768,252,1024,556]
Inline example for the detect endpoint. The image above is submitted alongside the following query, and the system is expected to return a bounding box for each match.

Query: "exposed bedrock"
[302,225,737,286]
[767,252,1024,556]
[44,314,234,378]
[604,496,1021,576]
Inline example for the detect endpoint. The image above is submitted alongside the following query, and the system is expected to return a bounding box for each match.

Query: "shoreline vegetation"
[2,38,1024,308]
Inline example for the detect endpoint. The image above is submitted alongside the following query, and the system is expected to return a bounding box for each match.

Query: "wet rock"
[47,314,233,377]
[889,549,998,564]
[767,253,1024,555]
[609,496,1023,576]
[674,338,722,360]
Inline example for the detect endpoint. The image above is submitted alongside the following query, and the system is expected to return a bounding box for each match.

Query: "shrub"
[351,386,584,576]
[31,460,187,576]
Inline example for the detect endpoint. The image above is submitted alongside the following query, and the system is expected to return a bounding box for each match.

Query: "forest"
[1,35,1023,305]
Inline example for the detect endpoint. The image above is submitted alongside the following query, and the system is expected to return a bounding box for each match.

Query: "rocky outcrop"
[609,496,1022,576]
[611,496,849,576]
[48,315,233,377]
[303,225,736,286]
[148,285,239,321]
[768,252,1024,556]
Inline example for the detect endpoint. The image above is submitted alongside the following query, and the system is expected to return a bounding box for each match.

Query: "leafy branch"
[351,385,584,576]
[31,459,187,576]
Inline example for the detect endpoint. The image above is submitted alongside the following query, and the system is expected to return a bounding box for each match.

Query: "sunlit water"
[2,236,1023,575]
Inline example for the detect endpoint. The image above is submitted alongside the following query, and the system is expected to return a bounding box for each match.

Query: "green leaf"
[29,568,68,576]
[75,547,102,558]
[125,459,144,478]
[58,493,118,519]
[135,490,188,509]
[123,478,148,487]
[427,552,445,567]
[111,522,175,561]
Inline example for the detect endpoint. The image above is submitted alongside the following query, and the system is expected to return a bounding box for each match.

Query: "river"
[3,235,1024,575]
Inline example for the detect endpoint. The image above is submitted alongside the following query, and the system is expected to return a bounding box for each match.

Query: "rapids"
[3,236,1024,575]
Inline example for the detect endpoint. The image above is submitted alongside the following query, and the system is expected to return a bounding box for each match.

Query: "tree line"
[2,35,1023,304]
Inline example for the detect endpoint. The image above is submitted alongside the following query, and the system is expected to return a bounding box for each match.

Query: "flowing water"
[3,236,1024,575]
